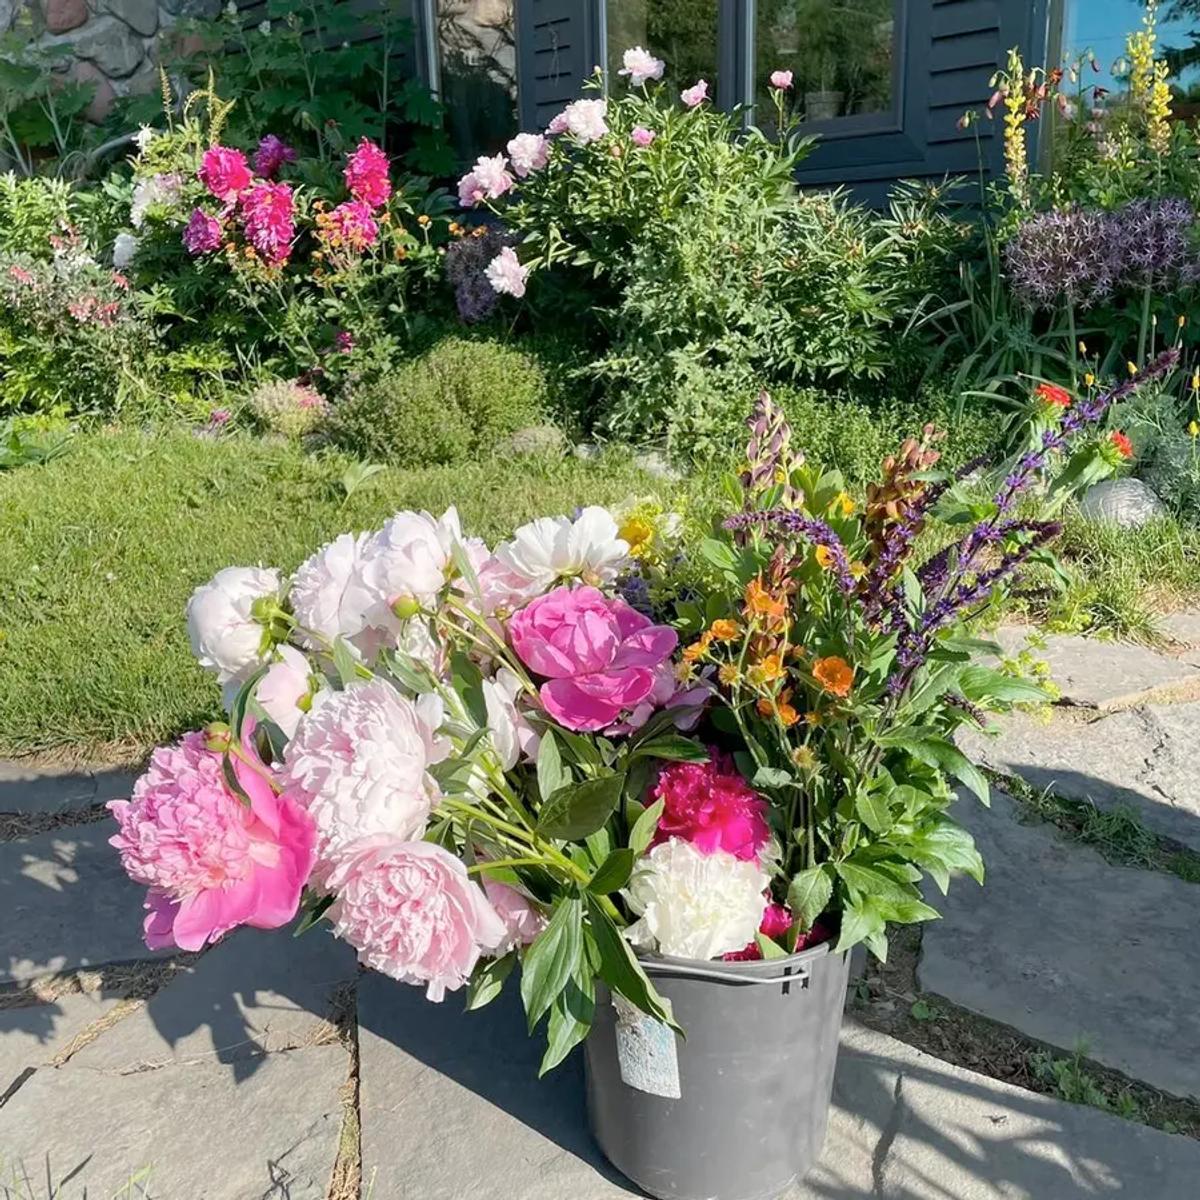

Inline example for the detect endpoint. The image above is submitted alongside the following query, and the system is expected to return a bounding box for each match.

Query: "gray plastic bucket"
[585,942,849,1200]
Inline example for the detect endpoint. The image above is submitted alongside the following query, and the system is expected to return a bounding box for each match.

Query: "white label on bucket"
[612,994,681,1099]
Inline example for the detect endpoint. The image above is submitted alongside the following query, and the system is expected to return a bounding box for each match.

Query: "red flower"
[1035,382,1072,409]
[1110,431,1134,460]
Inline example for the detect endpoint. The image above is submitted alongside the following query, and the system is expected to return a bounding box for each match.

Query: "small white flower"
[618,46,665,87]
[624,839,768,960]
[483,667,540,770]
[186,565,282,685]
[225,0,237,14]
[112,231,139,269]
[258,19,270,33]
[493,505,628,593]
[133,125,155,153]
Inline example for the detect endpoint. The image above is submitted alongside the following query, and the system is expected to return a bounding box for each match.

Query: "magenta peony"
[651,754,770,862]
[241,181,295,266]
[182,208,223,256]
[509,585,677,731]
[253,134,296,178]
[109,730,316,951]
[198,145,252,202]
[725,910,832,962]
[344,138,391,208]
[325,836,506,1000]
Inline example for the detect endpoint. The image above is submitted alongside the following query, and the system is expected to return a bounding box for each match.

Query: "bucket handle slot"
[651,962,812,988]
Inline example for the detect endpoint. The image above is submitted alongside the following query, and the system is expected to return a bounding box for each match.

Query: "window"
[753,0,899,128]
[605,0,720,95]
[437,0,518,163]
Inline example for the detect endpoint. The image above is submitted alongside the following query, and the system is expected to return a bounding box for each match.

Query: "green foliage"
[329,336,550,466]
[245,377,329,438]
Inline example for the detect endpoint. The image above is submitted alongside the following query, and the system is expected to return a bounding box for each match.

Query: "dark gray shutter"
[516,0,604,131]
[796,0,1054,202]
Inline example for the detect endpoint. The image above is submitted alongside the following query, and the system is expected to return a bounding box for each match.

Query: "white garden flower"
[133,125,155,153]
[280,678,449,886]
[493,506,628,593]
[289,532,378,656]
[505,132,550,178]
[484,247,528,298]
[112,231,139,269]
[129,172,182,229]
[560,98,609,144]
[186,565,282,685]
[624,839,768,960]
[359,507,465,629]
[618,46,665,87]
[483,667,540,769]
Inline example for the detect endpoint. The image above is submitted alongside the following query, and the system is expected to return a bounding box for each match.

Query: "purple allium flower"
[444,225,514,324]
[1113,197,1198,289]
[1004,207,1123,309]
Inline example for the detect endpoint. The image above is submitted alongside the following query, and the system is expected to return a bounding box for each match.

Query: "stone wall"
[0,0,218,123]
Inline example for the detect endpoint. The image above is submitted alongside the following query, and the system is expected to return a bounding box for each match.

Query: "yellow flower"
[417,214,431,227]
[1189,420,1200,439]
[1084,372,1096,387]
[791,745,817,771]
[1178,315,1187,329]
[1078,340,1088,355]
[758,689,799,727]
[747,652,785,687]
[618,516,655,559]
[1127,361,1139,377]
[683,632,714,663]
[718,663,741,687]
[814,545,835,570]
[830,490,855,517]
[850,561,867,580]
[1149,59,1173,155]
[1191,371,1200,392]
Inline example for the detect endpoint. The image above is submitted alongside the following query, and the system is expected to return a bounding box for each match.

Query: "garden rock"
[68,15,144,78]
[99,0,158,35]
[634,449,682,482]
[0,0,16,32]
[919,791,1199,1098]
[69,59,116,122]
[1079,477,1166,528]
[160,0,219,15]
[505,424,566,457]
[42,0,87,33]
[1,988,121,1090]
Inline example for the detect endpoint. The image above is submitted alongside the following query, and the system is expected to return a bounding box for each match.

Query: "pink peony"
[198,145,252,202]
[769,69,793,90]
[509,585,677,731]
[253,134,296,178]
[326,836,506,1000]
[457,171,484,207]
[484,246,528,298]
[506,132,550,178]
[318,199,380,252]
[618,46,665,87]
[681,79,709,108]
[241,181,295,266]
[472,154,515,201]
[560,97,608,143]
[182,208,223,256]
[651,754,770,862]
[606,662,711,735]
[725,912,832,963]
[546,111,569,136]
[630,126,657,147]
[109,729,316,951]
[344,138,392,208]
[483,877,546,953]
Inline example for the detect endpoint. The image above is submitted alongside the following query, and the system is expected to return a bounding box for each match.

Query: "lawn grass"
[0,428,664,759]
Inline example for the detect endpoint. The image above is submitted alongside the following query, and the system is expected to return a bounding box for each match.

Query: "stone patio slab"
[0,1041,346,1199]
[357,974,1200,1199]
[960,705,1200,852]
[1,989,121,1098]
[919,792,1199,1098]
[0,762,137,815]
[0,821,167,985]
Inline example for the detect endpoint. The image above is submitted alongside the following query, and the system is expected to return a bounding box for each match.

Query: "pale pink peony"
[651,754,770,862]
[484,246,528,298]
[681,79,709,108]
[558,98,609,143]
[472,154,515,201]
[509,585,677,731]
[457,171,484,207]
[257,644,312,739]
[253,134,296,178]
[344,138,392,208]
[318,199,380,252]
[545,111,570,136]
[630,126,657,148]
[186,565,282,685]
[618,46,665,87]
[482,878,546,953]
[482,666,541,769]
[289,532,379,658]
[109,730,316,951]
[198,145,252,202]
[506,132,550,178]
[279,679,448,887]
[326,836,506,1000]
[241,181,295,266]
[769,69,793,90]
[182,208,223,256]
[360,507,461,622]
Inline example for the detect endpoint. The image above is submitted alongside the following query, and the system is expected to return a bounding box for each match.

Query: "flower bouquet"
[109,358,1172,1199]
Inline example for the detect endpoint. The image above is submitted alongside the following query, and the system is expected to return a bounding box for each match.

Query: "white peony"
[129,172,182,229]
[280,678,449,886]
[493,506,628,594]
[482,667,540,769]
[186,565,282,685]
[359,507,462,627]
[289,532,378,657]
[618,46,665,87]
[561,98,609,144]
[112,231,139,269]
[624,839,768,960]
[255,644,312,739]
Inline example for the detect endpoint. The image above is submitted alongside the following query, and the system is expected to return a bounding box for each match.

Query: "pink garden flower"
[241,181,295,266]
[472,154,515,201]
[9,265,34,285]
[722,905,834,962]
[317,199,380,252]
[681,79,709,108]
[651,754,770,862]
[509,585,677,731]
[198,145,252,202]
[630,126,657,148]
[325,836,506,1001]
[253,134,297,178]
[257,644,312,739]
[482,878,546,953]
[334,329,355,353]
[769,69,793,90]
[484,246,528,298]
[344,138,392,208]
[109,729,316,951]
[457,171,484,207]
[606,661,710,735]
[618,46,665,87]
[506,132,550,178]
[560,97,609,143]
[182,208,223,256]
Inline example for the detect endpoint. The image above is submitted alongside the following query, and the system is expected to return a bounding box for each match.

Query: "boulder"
[100,0,158,36]
[69,15,145,78]
[69,59,117,122]
[1079,477,1166,528]
[42,0,87,33]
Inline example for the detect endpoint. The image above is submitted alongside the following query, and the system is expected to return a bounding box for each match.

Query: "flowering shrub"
[108,361,1171,1069]
[245,377,329,438]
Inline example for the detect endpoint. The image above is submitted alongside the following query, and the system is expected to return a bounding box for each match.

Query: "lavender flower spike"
[724,509,857,595]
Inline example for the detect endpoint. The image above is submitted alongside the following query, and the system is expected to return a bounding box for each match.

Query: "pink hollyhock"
[241,181,295,266]
[182,208,223,256]
[198,145,252,202]
[325,835,506,1001]
[769,69,793,90]
[344,138,391,208]
[109,729,316,951]
[253,134,296,178]
[681,79,709,108]
[318,199,379,252]
[509,585,677,731]
[630,126,657,148]
[725,911,832,962]
[651,754,770,862]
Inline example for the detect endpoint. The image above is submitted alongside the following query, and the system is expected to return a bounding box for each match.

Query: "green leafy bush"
[329,336,550,466]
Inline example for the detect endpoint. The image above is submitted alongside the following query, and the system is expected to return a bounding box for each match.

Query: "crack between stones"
[871,1072,905,1197]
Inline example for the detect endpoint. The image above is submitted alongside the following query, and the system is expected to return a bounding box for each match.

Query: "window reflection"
[438,0,517,163]
[755,0,896,125]
[606,0,719,95]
